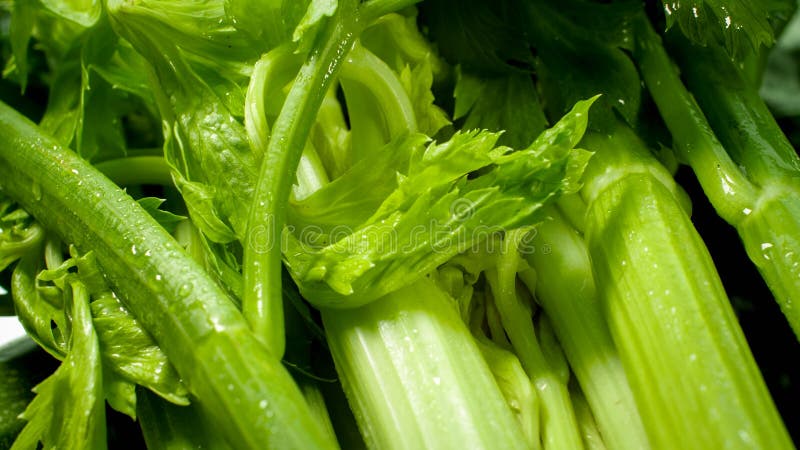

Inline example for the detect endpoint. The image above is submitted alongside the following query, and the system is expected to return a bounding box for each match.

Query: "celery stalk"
[582,126,793,449]
[521,205,649,450]
[322,277,528,450]
[484,238,584,450]
[666,35,800,339]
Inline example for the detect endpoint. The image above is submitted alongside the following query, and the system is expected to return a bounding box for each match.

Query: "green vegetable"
[323,277,529,450]
[0,102,336,450]
[0,0,799,448]
[634,15,800,339]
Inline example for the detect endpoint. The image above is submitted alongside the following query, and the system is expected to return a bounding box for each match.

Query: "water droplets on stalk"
[761,242,774,260]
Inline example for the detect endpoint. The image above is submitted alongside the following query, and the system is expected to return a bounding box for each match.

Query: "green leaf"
[136,198,186,235]
[0,197,44,272]
[419,0,534,74]
[293,0,338,52]
[92,294,190,406]
[398,60,451,137]
[454,69,547,149]
[108,0,263,80]
[11,281,107,450]
[287,99,594,308]
[6,0,35,91]
[103,374,138,420]
[108,8,260,242]
[11,256,69,360]
[361,11,448,82]
[761,5,800,116]
[661,0,793,61]
[39,0,102,28]
[518,0,641,129]
[225,0,296,48]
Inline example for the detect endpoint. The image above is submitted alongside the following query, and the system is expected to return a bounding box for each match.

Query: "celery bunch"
[0,0,798,449]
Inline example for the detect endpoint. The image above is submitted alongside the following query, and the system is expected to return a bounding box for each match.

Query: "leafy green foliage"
[286,99,594,308]
[661,0,795,61]
[454,69,547,149]
[1,0,798,448]
[419,0,534,74]
[0,197,43,272]
[11,281,107,450]
[109,4,259,243]
[12,248,188,420]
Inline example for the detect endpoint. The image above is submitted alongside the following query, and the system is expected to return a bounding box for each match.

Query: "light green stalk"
[520,205,650,450]
[0,100,337,450]
[581,121,792,450]
[243,0,361,357]
[322,277,529,450]
[663,32,800,339]
[484,232,583,450]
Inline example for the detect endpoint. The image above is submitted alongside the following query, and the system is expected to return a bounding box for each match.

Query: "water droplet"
[738,430,751,443]
[761,242,774,260]
[742,208,752,216]
[32,183,42,201]
[179,283,193,297]
[131,245,138,255]
[259,400,268,409]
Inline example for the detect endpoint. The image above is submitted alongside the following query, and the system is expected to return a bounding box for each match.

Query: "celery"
[581,123,793,449]
[484,233,583,450]
[322,277,529,450]
[521,206,649,450]
[664,33,800,338]
[0,101,336,450]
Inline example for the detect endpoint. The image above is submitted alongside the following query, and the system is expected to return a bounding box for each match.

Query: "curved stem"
[360,0,423,23]
[243,1,361,358]
[0,101,336,450]
[94,156,173,187]
[632,17,758,225]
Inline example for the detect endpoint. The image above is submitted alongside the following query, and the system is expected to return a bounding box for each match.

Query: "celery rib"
[521,206,650,450]
[585,172,792,449]
[243,0,360,357]
[667,36,800,338]
[322,277,529,450]
[0,101,337,450]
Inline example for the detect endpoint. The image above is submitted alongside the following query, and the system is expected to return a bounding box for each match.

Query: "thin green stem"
[632,17,759,225]
[243,1,360,358]
[359,0,422,23]
[94,156,172,187]
[485,232,584,450]
[521,205,649,450]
